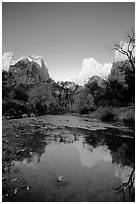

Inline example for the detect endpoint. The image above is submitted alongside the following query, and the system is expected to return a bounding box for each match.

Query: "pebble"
[4,140,9,144]
[16,149,25,154]
[3,167,9,172]
[10,178,17,182]
[22,185,30,191]
[29,151,33,156]
[14,189,18,194]
[15,135,20,138]
[58,176,64,182]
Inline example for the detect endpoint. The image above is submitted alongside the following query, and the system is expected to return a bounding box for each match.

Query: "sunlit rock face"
[75,58,112,85]
[2,52,50,85]
[114,163,134,185]
[109,40,135,83]
[75,40,135,85]
[108,61,126,83]
[114,40,135,62]
[2,52,18,71]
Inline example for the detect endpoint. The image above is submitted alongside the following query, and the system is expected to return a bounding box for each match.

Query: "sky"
[2,2,135,81]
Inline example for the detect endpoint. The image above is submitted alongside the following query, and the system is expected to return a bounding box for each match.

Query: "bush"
[2,99,31,118]
[123,111,135,124]
[79,105,90,114]
[13,86,29,102]
[47,102,64,114]
[97,107,118,122]
[72,88,95,114]
[35,102,47,115]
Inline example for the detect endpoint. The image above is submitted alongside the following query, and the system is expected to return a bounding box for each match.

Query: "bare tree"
[115,167,135,201]
[114,29,135,104]
[114,30,135,200]
[114,28,135,73]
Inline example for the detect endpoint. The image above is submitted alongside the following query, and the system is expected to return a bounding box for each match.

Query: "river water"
[3,115,135,202]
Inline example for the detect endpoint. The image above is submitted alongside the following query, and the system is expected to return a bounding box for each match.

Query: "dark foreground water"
[2,115,135,202]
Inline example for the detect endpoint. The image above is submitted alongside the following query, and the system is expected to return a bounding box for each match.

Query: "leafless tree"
[115,167,135,201]
[114,28,135,73]
[114,29,135,200]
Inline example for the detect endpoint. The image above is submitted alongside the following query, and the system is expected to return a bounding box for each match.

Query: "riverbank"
[75,106,135,124]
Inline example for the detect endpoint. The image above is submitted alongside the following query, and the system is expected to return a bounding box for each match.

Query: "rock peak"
[75,57,112,85]
[2,52,50,84]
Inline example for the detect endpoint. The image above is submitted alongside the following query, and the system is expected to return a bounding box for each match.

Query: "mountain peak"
[2,52,50,85]
[75,57,112,85]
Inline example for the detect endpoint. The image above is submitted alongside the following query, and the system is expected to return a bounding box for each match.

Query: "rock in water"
[57,176,64,182]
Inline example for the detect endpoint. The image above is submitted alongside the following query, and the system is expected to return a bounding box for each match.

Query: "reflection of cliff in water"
[73,140,112,168]
[84,128,134,167]
[73,128,134,201]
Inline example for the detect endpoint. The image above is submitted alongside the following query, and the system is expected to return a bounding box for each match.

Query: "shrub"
[72,88,95,114]
[97,107,118,122]
[123,111,135,124]
[48,102,64,114]
[79,105,90,114]
[2,99,31,118]
[13,86,29,102]
[35,101,47,115]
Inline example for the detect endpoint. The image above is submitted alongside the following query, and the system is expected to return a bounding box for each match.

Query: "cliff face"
[114,40,135,63]
[75,58,112,85]
[108,61,125,83]
[2,52,17,71]
[2,53,50,85]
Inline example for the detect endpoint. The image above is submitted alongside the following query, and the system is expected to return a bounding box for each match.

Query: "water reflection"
[74,140,112,168]
[4,124,135,202]
[84,129,135,167]
[14,154,41,167]
[114,164,133,184]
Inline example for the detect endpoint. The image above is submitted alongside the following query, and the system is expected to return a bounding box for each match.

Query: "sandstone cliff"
[2,53,50,85]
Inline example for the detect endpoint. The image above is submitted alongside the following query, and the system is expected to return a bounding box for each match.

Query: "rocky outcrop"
[2,53,50,85]
[75,58,112,85]
[109,39,135,83]
[108,61,125,83]
[114,40,135,62]
[2,52,18,72]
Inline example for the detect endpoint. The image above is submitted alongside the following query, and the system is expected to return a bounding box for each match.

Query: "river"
[2,114,135,202]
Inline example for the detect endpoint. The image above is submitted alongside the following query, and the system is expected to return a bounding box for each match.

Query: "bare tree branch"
[114,29,135,72]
